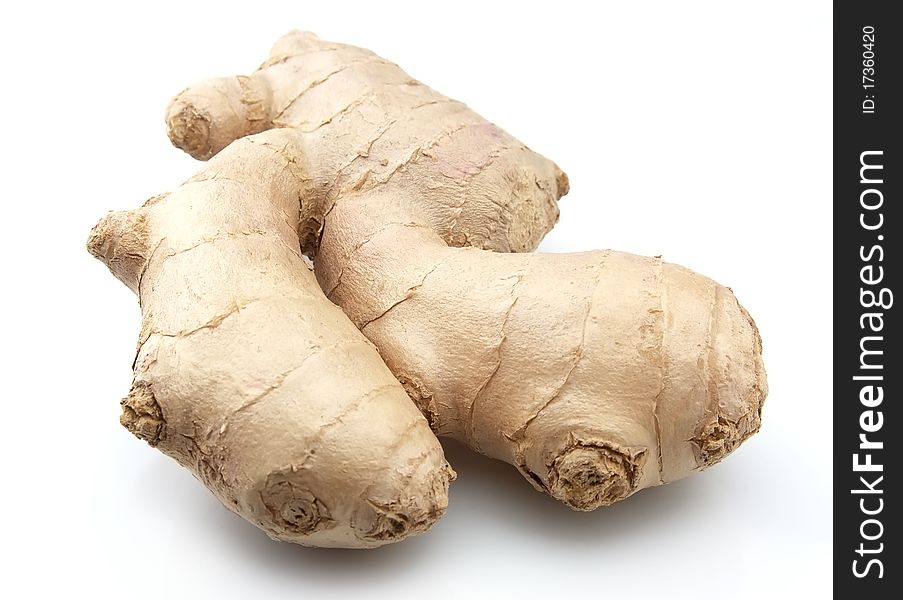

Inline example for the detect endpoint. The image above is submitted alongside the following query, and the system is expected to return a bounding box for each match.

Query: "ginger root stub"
[163,31,768,511]
[88,138,453,548]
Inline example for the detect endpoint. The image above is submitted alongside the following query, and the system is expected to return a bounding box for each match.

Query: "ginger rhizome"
[88,138,453,548]
[89,31,767,548]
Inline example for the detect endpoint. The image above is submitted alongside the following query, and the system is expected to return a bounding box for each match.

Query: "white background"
[0,1,831,597]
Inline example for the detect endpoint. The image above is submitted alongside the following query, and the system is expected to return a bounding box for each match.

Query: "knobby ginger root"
[88,137,453,548]
[167,31,768,510]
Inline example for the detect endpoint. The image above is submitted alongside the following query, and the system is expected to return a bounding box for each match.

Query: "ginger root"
[167,31,767,510]
[88,135,453,548]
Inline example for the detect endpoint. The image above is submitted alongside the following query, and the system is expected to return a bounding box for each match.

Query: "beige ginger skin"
[161,31,767,513]
[88,138,453,548]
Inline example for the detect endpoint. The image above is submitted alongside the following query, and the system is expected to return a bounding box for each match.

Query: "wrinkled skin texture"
[166,31,768,510]
[88,138,453,549]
